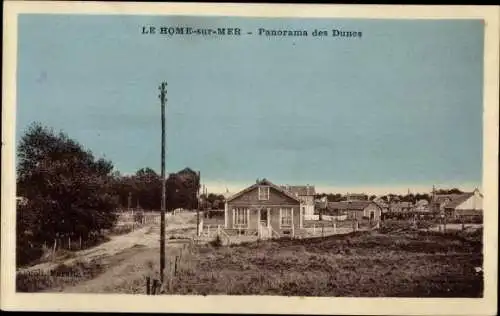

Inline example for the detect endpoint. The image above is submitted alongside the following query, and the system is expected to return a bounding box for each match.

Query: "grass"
[163,229,483,297]
[16,244,149,293]
[22,224,482,297]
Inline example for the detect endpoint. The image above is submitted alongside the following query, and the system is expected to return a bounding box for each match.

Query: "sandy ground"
[18,212,197,274]
[426,223,482,232]
[19,213,406,293]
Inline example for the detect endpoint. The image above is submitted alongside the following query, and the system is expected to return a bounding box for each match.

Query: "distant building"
[439,189,483,218]
[414,199,430,213]
[431,188,483,218]
[326,200,382,221]
[372,197,389,213]
[280,185,316,220]
[390,201,414,213]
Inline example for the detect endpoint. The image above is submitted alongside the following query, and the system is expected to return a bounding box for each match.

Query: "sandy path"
[18,212,197,274]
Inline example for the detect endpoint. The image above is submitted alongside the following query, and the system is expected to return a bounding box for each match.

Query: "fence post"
[79,235,82,250]
[313,224,316,235]
[146,276,151,295]
[52,238,57,260]
[174,256,179,276]
[322,224,324,238]
[68,236,71,250]
[152,279,158,295]
[333,221,337,234]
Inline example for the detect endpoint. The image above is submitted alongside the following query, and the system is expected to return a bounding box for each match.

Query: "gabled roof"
[433,194,462,204]
[226,179,301,203]
[280,185,316,196]
[443,192,474,209]
[327,200,380,211]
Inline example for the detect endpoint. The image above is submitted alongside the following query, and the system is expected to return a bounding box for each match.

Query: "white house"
[280,185,316,220]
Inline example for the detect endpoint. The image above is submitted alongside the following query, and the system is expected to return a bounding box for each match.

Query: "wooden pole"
[159,81,168,284]
[52,238,57,260]
[196,171,201,237]
[174,256,179,276]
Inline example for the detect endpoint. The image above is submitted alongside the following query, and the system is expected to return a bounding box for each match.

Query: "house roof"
[393,201,413,208]
[372,199,389,208]
[433,194,463,204]
[416,199,429,206]
[280,185,316,196]
[443,192,474,209]
[327,200,380,211]
[226,178,301,203]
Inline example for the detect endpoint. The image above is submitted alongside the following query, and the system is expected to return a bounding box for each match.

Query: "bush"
[379,220,413,233]
[134,212,144,223]
[16,244,44,267]
[210,235,223,248]
[416,221,434,230]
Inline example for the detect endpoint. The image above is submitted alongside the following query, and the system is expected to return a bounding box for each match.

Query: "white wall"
[304,214,347,221]
[456,192,483,210]
[224,202,228,228]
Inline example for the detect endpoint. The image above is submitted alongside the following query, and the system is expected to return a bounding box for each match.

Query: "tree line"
[15,122,202,266]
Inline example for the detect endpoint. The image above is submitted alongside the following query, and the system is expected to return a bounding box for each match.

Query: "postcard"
[2,1,499,315]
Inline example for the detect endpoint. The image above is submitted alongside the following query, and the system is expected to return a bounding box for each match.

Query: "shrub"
[210,235,223,248]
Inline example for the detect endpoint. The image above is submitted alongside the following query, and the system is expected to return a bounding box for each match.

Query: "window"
[258,186,270,200]
[233,208,248,227]
[280,208,292,227]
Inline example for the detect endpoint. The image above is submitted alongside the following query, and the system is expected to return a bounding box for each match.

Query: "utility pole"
[128,192,132,211]
[202,184,206,219]
[159,81,167,284]
[196,171,201,236]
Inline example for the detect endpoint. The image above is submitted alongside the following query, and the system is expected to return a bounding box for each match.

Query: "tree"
[435,188,463,195]
[17,123,118,263]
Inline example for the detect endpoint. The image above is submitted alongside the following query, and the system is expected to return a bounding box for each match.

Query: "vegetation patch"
[161,230,483,297]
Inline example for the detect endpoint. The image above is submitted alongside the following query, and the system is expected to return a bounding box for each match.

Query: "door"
[260,208,268,226]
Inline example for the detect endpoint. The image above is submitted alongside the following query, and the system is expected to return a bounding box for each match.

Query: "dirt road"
[18,212,197,277]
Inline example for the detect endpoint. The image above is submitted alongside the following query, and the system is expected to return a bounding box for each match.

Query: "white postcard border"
[2,2,499,315]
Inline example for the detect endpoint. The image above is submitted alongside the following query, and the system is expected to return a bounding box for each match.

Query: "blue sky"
[17,15,484,193]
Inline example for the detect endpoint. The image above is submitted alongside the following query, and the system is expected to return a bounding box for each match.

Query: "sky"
[16,15,484,194]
